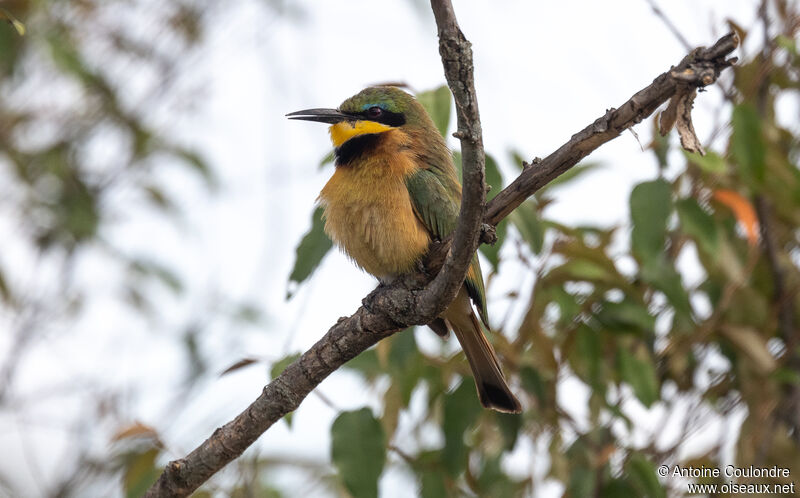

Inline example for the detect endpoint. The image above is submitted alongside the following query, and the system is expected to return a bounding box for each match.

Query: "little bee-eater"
[288,86,521,413]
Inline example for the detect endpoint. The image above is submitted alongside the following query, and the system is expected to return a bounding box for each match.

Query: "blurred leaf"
[554,259,613,283]
[130,259,183,294]
[221,357,260,376]
[713,189,759,246]
[0,8,25,36]
[617,347,659,407]
[143,184,177,213]
[388,329,421,404]
[420,468,447,498]
[443,380,481,476]
[231,303,264,324]
[417,85,451,137]
[343,349,382,380]
[112,422,160,442]
[270,353,300,380]
[510,201,544,254]
[625,454,666,498]
[0,269,11,303]
[496,412,522,452]
[720,325,776,375]
[776,34,798,56]
[484,153,503,201]
[640,258,692,317]
[123,448,160,498]
[684,150,726,174]
[568,466,596,498]
[331,408,386,498]
[288,206,332,297]
[477,454,518,497]
[171,148,217,190]
[676,198,719,255]
[319,150,335,168]
[602,479,638,497]
[650,116,670,169]
[630,179,672,265]
[574,324,602,390]
[270,353,299,427]
[388,328,417,370]
[520,366,547,404]
[594,299,655,336]
[731,104,766,186]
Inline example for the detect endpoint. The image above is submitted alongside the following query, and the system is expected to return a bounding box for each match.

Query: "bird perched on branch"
[288,86,521,413]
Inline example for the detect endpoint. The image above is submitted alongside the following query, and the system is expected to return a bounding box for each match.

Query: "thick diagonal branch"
[144,26,737,498]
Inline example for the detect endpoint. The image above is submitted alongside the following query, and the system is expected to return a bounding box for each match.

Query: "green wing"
[406,168,489,326]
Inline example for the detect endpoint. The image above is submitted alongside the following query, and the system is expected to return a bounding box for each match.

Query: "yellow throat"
[329,120,394,147]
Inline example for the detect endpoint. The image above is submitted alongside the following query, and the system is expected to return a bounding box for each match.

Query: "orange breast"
[318,130,430,279]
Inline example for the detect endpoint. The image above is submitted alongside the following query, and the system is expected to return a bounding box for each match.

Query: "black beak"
[286,108,354,124]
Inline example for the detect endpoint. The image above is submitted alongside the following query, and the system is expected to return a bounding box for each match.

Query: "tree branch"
[145,21,738,498]
[415,0,486,321]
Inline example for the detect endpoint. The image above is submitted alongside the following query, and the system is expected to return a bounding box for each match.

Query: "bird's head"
[287,86,438,148]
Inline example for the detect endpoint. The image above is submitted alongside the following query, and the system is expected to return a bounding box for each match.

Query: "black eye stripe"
[359,107,406,127]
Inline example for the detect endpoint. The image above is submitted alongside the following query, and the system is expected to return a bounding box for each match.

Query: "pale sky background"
[0,0,782,496]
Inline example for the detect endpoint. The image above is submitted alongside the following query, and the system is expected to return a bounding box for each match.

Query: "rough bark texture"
[144,12,738,498]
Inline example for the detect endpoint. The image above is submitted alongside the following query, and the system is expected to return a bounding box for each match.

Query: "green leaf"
[270,353,300,380]
[171,148,217,190]
[630,179,672,266]
[287,206,332,297]
[417,85,451,137]
[388,328,417,370]
[496,412,523,452]
[776,34,798,56]
[568,466,596,498]
[510,201,545,254]
[123,448,161,498]
[420,469,447,498]
[270,352,301,427]
[616,347,659,407]
[640,258,692,317]
[130,259,183,295]
[626,454,666,498]
[683,150,726,174]
[520,366,547,404]
[343,349,382,380]
[443,380,481,476]
[331,408,386,498]
[602,479,638,498]
[0,8,25,36]
[731,104,766,186]
[388,329,421,404]
[319,150,334,169]
[574,324,602,390]
[594,299,655,335]
[0,268,11,303]
[676,198,719,256]
[484,153,503,201]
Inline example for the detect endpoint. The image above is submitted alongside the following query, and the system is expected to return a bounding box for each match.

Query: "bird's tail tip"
[478,380,522,414]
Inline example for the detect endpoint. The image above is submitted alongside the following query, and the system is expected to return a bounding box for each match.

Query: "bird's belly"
[319,169,430,279]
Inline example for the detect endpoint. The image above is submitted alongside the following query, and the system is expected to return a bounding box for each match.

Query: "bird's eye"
[366,106,383,119]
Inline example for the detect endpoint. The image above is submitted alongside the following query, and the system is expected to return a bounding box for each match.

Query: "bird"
[287,86,521,413]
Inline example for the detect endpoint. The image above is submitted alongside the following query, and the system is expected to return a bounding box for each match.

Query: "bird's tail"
[444,289,521,413]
